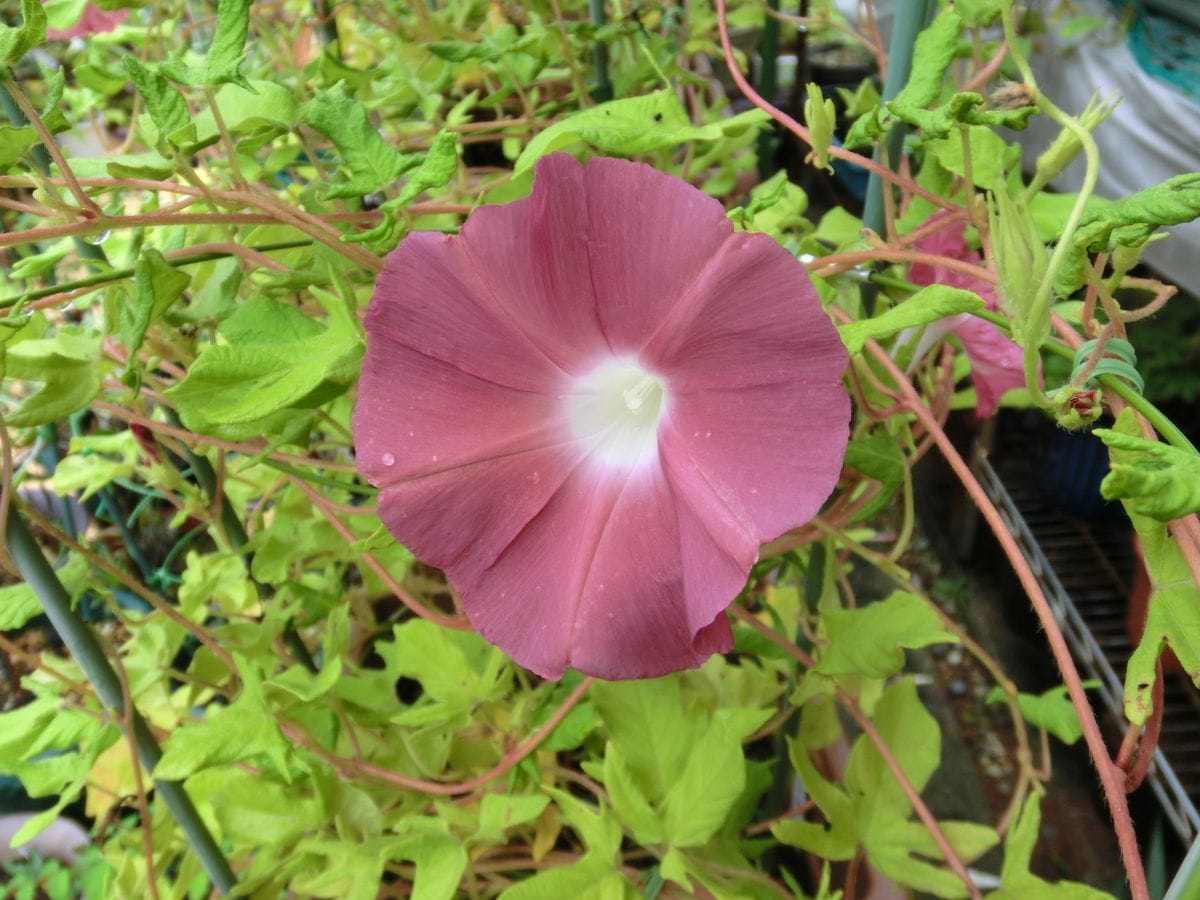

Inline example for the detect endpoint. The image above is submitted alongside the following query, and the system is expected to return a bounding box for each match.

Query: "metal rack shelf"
[973,439,1200,844]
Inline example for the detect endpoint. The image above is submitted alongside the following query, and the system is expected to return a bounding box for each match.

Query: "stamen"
[565,359,667,467]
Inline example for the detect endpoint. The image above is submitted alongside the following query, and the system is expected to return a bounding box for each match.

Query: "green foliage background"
[1,0,1198,896]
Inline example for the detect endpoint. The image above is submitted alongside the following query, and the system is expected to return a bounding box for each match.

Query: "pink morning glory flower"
[44,2,128,39]
[906,213,1027,417]
[353,154,850,680]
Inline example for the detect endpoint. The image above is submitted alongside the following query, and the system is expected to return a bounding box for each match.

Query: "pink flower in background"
[354,154,849,680]
[44,3,128,39]
[907,212,1028,417]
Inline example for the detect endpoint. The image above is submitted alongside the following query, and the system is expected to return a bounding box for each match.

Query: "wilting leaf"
[1092,427,1200,520]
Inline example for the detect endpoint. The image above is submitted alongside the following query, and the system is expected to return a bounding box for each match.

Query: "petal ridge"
[579,156,735,353]
[363,233,566,393]
[456,240,578,378]
[375,432,587,493]
[379,441,590,575]
[456,155,608,374]
[630,234,738,355]
[366,324,565,398]
[567,466,640,650]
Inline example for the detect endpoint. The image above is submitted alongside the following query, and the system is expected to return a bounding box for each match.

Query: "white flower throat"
[566,359,666,467]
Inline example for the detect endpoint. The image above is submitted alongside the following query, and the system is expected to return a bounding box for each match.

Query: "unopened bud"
[1110,243,1144,276]
[1031,92,1118,193]
[1050,386,1104,430]
[988,185,1051,350]
[990,81,1036,110]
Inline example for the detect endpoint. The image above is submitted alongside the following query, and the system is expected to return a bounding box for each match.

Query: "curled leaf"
[1093,426,1200,520]
[803,83,835,173]
[838,284,986,355]
[1103,409,1200,724]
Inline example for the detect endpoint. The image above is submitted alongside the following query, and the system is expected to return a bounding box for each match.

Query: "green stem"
[5,507,236,894]
[1,240,311,308]
[589,0,612,102]
[861,0,934,240]
[312,0,341,54]
[1022,324,1044,410]
[756,0,781,180]
[262,458,378,496]
[1165,832,1200,900]
[67,415,159,584]
[1000,1,1101,407]
[973,308,1197,453]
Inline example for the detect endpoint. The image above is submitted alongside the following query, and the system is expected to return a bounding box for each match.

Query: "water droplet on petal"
[530,471,540,484]
[381,453,395,467]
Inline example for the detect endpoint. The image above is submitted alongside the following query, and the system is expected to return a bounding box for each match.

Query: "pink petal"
[658,443,762,636]
[45,3,127,38]
[379,449,736,680]
[466,461,734,680]
[456,154,608,375]
[356,154,851,680]
[580,158,732,354]
[953,315,1028,418]
[353,336,569,488]
[642,230,846,390]
[366,232,566,393]
[659,379,848,542]
[637,228,849,538]
[906,212,1021,415]
[908,212,974,283]
[376,442,590,596]
[354,232,574,486]
[909,211,998,310]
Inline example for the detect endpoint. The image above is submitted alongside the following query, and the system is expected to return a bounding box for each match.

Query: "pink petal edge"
[356,153,851,679]
[45,3,128,39]
[908,212,1024,416]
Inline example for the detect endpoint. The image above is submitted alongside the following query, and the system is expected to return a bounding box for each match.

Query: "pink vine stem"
[715,0,957,215]
[288,475,468,630]
[860,334,1149,900]
[732,606,981,898]
[713,0,1148,890]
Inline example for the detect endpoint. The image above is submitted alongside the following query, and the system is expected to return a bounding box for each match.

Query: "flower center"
[566,359,666,467]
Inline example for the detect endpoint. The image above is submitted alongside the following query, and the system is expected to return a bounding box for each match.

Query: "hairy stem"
[860,336,1149,900]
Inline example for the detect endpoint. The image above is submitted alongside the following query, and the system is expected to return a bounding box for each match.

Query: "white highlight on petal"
[566,358,667,468]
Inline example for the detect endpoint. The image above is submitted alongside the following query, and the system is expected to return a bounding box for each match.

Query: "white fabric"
[1018,2,1200,289]
[838,1,1200,287]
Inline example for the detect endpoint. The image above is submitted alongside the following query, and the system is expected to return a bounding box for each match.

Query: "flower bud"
[988,186,1050,350]
[1050,386,1104,430]
[1030,92,1118,193]
[990,81,1036,110]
